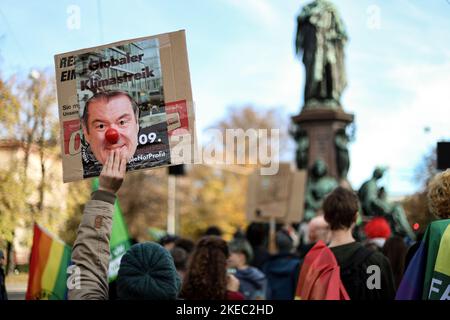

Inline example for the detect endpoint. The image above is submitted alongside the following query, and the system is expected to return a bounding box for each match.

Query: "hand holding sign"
[55,31,195,182]
[98,149,127,194]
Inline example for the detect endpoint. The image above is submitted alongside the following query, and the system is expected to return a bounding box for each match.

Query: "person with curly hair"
[180,236,244,300]
[427,169,450,219]
[405,169,450,268]
[397,169,450,300]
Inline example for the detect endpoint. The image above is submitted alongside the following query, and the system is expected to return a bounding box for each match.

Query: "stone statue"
[291,126,309,169]
[358,168,416,239]
[335,128,349,179]
[304,159,338,221]
[295,0,348,109]
[358,167,391,217]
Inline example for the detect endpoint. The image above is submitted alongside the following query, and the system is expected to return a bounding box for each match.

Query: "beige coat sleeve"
[68,191,116,300]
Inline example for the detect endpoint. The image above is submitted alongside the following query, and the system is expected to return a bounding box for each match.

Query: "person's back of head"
[181,236,229,300]
[170,247,188,273]
[323,187,359,231]
[246,223,270,269]
[323,188,397,300]
[204,226,223,238]
[364,217,391,239]
[427,169,450,219]
[228,238,254,266]
[117,242,181,300]
[364,217,391,249]
[233,228,246,241]
[308,215,330,243]
[275,230,294,254]
[159,234,179,250]
[246,223,268,248]
[174,238,195,255]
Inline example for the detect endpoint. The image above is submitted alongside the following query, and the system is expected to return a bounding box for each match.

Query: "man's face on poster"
[82,94,139,165]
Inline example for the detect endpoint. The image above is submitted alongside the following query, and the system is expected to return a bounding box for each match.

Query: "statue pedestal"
[292,107,354,183]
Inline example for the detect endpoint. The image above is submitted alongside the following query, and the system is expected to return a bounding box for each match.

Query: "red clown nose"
[105,128,119,144]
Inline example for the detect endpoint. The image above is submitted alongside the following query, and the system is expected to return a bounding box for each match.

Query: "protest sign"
[246,163,307,224]
[55,30,196,182]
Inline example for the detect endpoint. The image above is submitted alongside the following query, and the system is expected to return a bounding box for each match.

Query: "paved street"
[6,282,27,300]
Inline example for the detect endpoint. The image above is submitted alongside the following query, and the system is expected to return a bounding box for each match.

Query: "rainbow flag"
[396,219,450,300]
[295,241,349,300]
[26,223,72,300]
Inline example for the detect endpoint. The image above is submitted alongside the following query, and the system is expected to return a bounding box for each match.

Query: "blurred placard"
[246,163,307,224]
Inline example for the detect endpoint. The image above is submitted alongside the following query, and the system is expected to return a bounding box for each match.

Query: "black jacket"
[330,242,396,300]
[0,267,8,300]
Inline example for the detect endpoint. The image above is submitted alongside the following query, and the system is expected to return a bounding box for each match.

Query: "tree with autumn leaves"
[177,105,289,240]
[1,64,290,261]
[107,105,289,242]
[0,70,88,273]
[1,65,441,269]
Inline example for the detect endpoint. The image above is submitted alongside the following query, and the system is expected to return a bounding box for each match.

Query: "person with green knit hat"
[117,242,181,300]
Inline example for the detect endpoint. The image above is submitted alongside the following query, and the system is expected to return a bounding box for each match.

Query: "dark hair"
[204,226,223,237]
[228,238,254,263]
[174,238,195,254]
[233,228,246,240]
[82,90,139,132]
[159,234,179,246]
[323,187,359,230]
[180,236,229,300]
[275,229,293,253]
[170,247,188,272]
[246,223,268,248]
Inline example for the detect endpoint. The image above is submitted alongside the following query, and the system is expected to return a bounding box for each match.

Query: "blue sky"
[1,0,449,196]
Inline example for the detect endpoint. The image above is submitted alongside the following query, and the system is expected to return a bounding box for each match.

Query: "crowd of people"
[1,150,449,300]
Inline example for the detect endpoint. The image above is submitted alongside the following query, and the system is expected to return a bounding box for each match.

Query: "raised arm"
[68,150,126,300]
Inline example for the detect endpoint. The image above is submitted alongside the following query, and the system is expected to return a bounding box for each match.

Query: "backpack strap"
[340,246,374,270]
